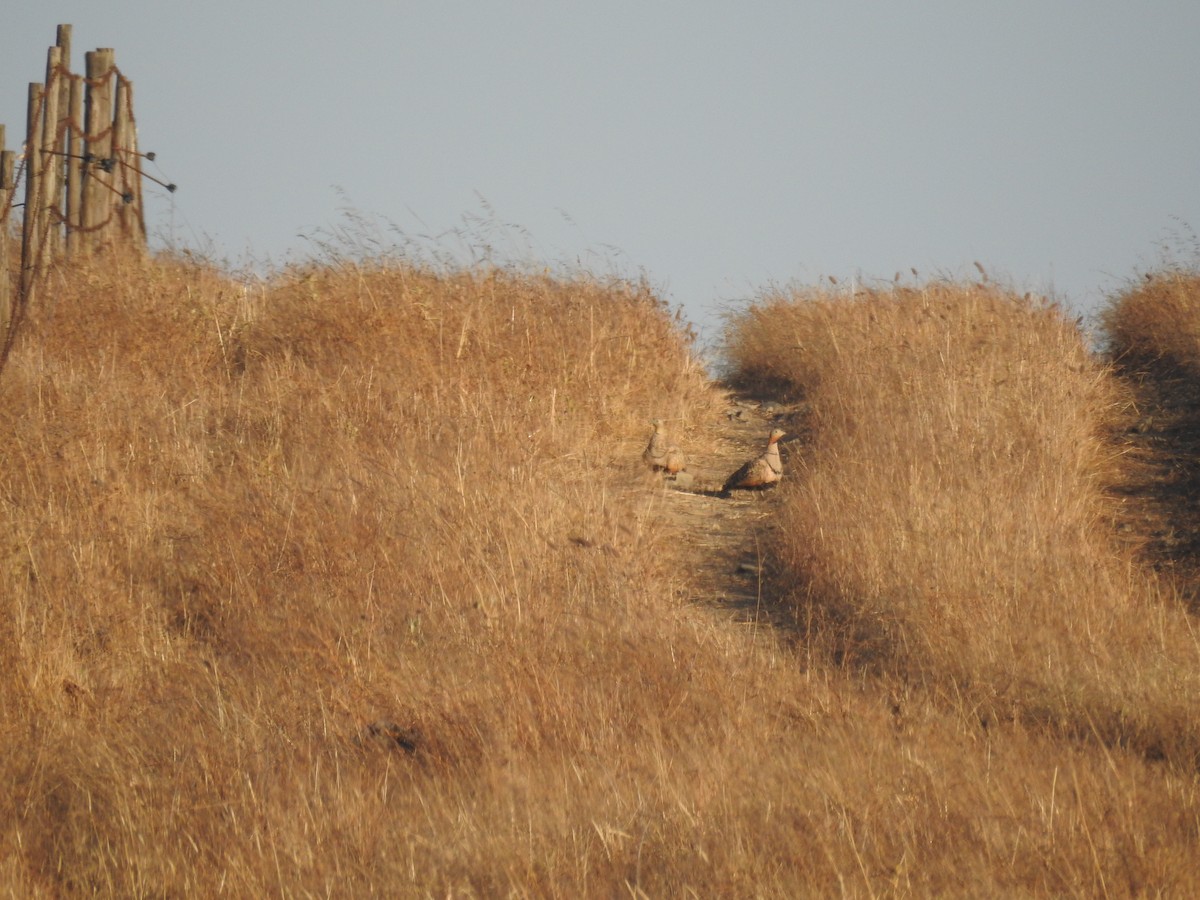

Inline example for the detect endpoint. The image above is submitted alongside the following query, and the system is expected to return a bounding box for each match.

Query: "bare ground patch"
[1110,363,1200,610]
[632,388,811,630]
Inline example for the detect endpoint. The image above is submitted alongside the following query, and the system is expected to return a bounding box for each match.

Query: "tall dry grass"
[4,255,1200,895]
[1101,270,1200,375]
[726,282,1200,763]
[0,254,739,895]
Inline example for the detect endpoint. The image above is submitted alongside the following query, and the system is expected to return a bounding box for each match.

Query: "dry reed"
[1101,270,1200,375]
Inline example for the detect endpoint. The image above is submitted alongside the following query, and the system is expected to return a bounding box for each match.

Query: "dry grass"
[0,254,726,895]
[723,280,1200,889]
[3,255,1200,895]
[726,282,1200,741]
[1101,270,1200,376]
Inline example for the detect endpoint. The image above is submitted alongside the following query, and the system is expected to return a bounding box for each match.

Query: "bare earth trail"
[635,389,810,628]
[1110,365,1200,610]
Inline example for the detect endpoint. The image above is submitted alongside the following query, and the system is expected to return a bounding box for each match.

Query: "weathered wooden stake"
[51,26,73,258]
[55,26,73,128]
[20,82,45,304]
[125,82,147,246]
[112,76,144,248]
[1,124,13,330]
[65,75,84,257]
[37,46,64,264]
[1,27,150,325]
[82,48,115,255]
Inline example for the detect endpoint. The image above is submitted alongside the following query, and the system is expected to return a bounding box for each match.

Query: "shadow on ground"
[652,385,812,636]
[1108,360,1200,612]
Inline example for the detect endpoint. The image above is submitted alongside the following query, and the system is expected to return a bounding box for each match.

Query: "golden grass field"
[3,251,1200,896]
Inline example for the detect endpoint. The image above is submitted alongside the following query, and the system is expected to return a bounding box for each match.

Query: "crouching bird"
[721,428,785,496]
[642,418,687,476]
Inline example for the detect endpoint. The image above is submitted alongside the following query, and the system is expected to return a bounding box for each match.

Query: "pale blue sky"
[4,3,1199,345]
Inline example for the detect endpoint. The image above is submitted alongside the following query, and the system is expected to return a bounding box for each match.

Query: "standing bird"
[721,428,786,496]
[643,419,687,476]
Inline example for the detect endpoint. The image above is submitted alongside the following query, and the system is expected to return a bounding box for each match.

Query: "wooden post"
[112,76,144,250]
[51,26,73,257]
[125,83,147,247]
[20,82,45,304]
[1,125,13,331]
[55,26,73,119]
[81,48,115,255]
[65,74,84,257]
[1,123,8,205]
[3,28,150,313]
[38,46,64,264]
[0,125,10,211]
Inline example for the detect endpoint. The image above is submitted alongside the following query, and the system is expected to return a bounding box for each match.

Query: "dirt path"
[1110,366,1200,610]
[645,388,810,627]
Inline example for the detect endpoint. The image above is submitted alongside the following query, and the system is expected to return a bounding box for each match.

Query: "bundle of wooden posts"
[1,24,154,329]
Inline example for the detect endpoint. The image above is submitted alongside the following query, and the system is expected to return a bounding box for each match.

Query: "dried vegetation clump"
[1101,269,1200,375]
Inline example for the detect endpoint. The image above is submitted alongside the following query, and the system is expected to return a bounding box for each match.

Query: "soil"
[646,388,810,629]
[1108,363,1200,611]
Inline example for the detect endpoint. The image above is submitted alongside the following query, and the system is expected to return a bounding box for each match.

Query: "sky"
[4,2,1199,347]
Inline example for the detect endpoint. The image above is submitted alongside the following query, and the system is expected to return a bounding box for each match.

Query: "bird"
[721,428,786,496]
[355,720,421,754]
[642,418,686,476]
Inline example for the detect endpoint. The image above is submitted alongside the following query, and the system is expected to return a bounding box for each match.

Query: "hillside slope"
[3,258,1200,896]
